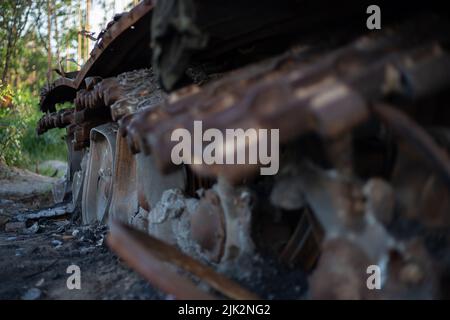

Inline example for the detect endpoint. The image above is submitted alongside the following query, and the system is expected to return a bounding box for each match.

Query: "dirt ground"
[0,163,164,300]
[0,163,308,300]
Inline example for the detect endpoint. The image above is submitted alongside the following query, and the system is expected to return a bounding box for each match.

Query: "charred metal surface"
[73,69,166,121]
[107,220,259,300]
[190,189,225,263]
[34,1,450,300]
[151,0,420,90]
[373,104,450,187]
[151,0,310,90]
[37,107,111,135]
[82,123,118,224]
[108,133,139,224]
[37,69,164,151]
[36,108,75,135]
[122,16,450,183]
[287,160,435,299]
[279,208,323,271]
[390,139,450,229]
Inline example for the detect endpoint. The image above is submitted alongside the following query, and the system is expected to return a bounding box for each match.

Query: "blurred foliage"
[0,84,67,170]
[1,1,137,174]
[0,0,72,173]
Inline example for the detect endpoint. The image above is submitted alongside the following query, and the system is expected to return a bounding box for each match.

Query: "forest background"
[1,0,137,174]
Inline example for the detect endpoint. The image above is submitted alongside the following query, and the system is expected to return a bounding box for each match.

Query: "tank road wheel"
[137,153,187,213]
[53,130,84,206]
[108,128,187,227]
[108,133,139,224]
[82,123,117,224]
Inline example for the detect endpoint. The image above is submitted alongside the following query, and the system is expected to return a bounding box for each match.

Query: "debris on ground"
[0,165,164,300]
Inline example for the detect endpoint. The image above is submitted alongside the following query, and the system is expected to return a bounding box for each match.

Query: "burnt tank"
[37,0,450,299]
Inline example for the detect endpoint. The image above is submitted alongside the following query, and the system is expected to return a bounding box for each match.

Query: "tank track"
[36,2,450,299]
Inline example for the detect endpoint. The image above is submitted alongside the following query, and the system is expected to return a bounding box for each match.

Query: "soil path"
[0,163,162,300]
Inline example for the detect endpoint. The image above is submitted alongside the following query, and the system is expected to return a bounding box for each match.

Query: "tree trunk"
[85,0,91,62]
[77,0,82,65]
[65,0,72,73]
[1,5,19,83]
[47,0,53,84]
[54,0,61,71]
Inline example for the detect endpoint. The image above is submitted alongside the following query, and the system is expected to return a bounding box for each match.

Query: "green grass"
[1,85,67,176]
[35,165,65,178]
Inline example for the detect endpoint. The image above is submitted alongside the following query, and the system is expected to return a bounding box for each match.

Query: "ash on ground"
[0,165,163,300]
